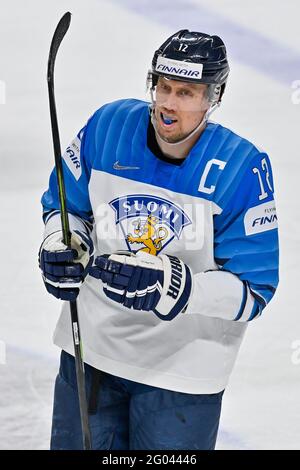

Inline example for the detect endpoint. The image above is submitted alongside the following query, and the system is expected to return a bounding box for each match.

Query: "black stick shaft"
[47,12,92,450]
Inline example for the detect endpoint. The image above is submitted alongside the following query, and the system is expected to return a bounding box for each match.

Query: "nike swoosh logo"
[113,160,140,170]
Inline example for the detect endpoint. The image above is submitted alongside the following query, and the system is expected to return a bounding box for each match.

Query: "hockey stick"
[47,12,92,450]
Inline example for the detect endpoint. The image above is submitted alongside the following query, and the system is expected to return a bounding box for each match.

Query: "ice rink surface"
[0,0,299,450]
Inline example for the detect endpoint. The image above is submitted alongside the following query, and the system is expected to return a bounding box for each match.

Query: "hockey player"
[39,30,279,450]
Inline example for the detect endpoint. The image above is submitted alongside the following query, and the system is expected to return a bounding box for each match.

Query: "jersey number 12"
[252,158,273,200]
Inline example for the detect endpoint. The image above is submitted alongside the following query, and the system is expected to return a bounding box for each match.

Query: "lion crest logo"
[109,194,191,255]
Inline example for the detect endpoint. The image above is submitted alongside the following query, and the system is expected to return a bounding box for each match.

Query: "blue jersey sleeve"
[41,108,104,228]
[213,151,279,321]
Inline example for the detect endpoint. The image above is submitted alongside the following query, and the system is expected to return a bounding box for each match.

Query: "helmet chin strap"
[149,89,220,146]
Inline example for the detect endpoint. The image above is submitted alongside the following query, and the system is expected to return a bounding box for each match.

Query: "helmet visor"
[148,72,210,112]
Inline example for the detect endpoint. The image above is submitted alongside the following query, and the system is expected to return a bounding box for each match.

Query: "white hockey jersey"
[41,99,279,393]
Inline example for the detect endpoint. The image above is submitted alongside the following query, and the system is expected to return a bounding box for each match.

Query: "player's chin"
[158,125,186,143]
[160,130,185,143]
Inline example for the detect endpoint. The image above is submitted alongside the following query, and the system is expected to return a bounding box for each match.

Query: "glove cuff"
[43,212,90,240]
[154,254,193,321]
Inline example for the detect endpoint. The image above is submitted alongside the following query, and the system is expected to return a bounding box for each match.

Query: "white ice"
[0,0,299,450]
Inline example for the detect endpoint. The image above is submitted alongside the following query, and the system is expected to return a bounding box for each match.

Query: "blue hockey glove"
[39,230,94,301]
[89,251,193,321]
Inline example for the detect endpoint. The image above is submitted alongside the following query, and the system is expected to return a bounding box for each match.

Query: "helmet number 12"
[252,158,273,200]
[178,43,188,52]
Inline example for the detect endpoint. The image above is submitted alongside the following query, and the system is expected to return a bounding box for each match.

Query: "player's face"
[154,77,210,143]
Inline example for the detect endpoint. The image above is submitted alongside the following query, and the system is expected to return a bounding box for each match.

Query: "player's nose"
[161,102,177,116]
[160,93,178,113]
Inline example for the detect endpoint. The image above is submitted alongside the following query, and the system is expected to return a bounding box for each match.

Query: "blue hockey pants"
[51,350,224,450]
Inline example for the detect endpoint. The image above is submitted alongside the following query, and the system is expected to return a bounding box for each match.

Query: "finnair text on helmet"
[156,64,200,77]
[156,56,203,79]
